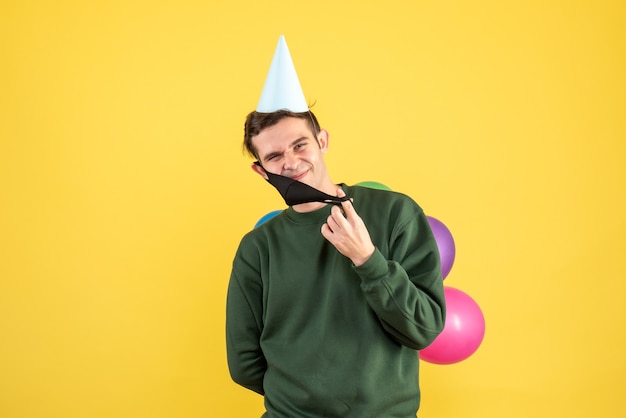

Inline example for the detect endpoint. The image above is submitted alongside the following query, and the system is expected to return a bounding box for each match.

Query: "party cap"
[256,35,308,113]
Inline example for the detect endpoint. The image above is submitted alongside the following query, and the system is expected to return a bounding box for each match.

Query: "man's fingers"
[339,197,359,223]
[321,223,333,238]
[327,210,345,232]
[329,204,345,221]
[335,187,358,219]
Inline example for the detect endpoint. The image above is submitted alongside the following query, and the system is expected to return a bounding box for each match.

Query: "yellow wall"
[1,1,624,417]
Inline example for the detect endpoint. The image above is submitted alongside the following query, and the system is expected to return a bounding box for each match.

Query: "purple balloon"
[420,286,486,365]
[427,216,456,280]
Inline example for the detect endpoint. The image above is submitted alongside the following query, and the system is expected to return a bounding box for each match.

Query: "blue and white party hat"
[256,35,308,113]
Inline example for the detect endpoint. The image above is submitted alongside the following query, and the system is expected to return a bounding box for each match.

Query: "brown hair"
[243,109,321,159]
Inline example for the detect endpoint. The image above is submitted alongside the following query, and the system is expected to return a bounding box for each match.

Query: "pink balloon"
[426,216,455,280]
[420,286,485,365]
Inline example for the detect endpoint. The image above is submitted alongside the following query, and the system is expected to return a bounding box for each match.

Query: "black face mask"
[254,162,349,206]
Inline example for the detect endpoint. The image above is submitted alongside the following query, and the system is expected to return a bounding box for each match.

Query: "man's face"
[251,117,332,193]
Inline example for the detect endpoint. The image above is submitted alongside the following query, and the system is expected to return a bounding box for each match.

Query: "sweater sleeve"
[226,244,266,395]
[354,208,446,350]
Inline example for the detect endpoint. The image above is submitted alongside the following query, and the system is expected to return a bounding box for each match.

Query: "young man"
[226,36,445,417]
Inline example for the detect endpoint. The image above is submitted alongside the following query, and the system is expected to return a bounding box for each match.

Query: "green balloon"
[355,181,392,191]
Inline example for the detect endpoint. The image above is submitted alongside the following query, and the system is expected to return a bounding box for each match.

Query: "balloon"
[419,286,485,365]
[254,210,283,228]
[355,181,392,191]
[427,216,456,280]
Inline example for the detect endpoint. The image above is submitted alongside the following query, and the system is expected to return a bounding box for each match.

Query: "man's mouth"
[290,170,308,181]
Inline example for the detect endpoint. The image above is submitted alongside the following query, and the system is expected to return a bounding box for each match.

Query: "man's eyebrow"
[290,136,309,146]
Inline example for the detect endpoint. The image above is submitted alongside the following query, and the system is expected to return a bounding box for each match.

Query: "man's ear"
[251,162,269,180]
[317,129,330,154]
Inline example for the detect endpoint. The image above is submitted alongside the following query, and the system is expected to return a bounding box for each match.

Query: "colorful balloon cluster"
[254,181,485,364]
[420,214,485,365]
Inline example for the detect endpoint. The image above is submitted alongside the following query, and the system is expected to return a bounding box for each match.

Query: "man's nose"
[283,152,299,171]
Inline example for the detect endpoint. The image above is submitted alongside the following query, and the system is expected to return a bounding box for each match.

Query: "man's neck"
[291,200,329,213]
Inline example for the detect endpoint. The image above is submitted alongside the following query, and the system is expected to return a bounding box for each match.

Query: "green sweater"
[226,185,445,417]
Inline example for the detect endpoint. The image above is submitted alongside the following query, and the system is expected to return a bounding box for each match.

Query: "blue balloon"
[254,210,283,228]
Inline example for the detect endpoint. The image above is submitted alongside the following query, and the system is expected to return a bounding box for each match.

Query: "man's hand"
[321,188,376,267]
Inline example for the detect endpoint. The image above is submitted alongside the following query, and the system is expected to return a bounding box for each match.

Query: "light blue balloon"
[254,210,283,228]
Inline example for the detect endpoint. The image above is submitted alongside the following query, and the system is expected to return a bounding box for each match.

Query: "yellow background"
[1,1,624,417]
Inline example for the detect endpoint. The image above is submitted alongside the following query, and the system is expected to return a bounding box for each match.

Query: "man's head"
[243,109,320,160]
[244,110,336,199]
